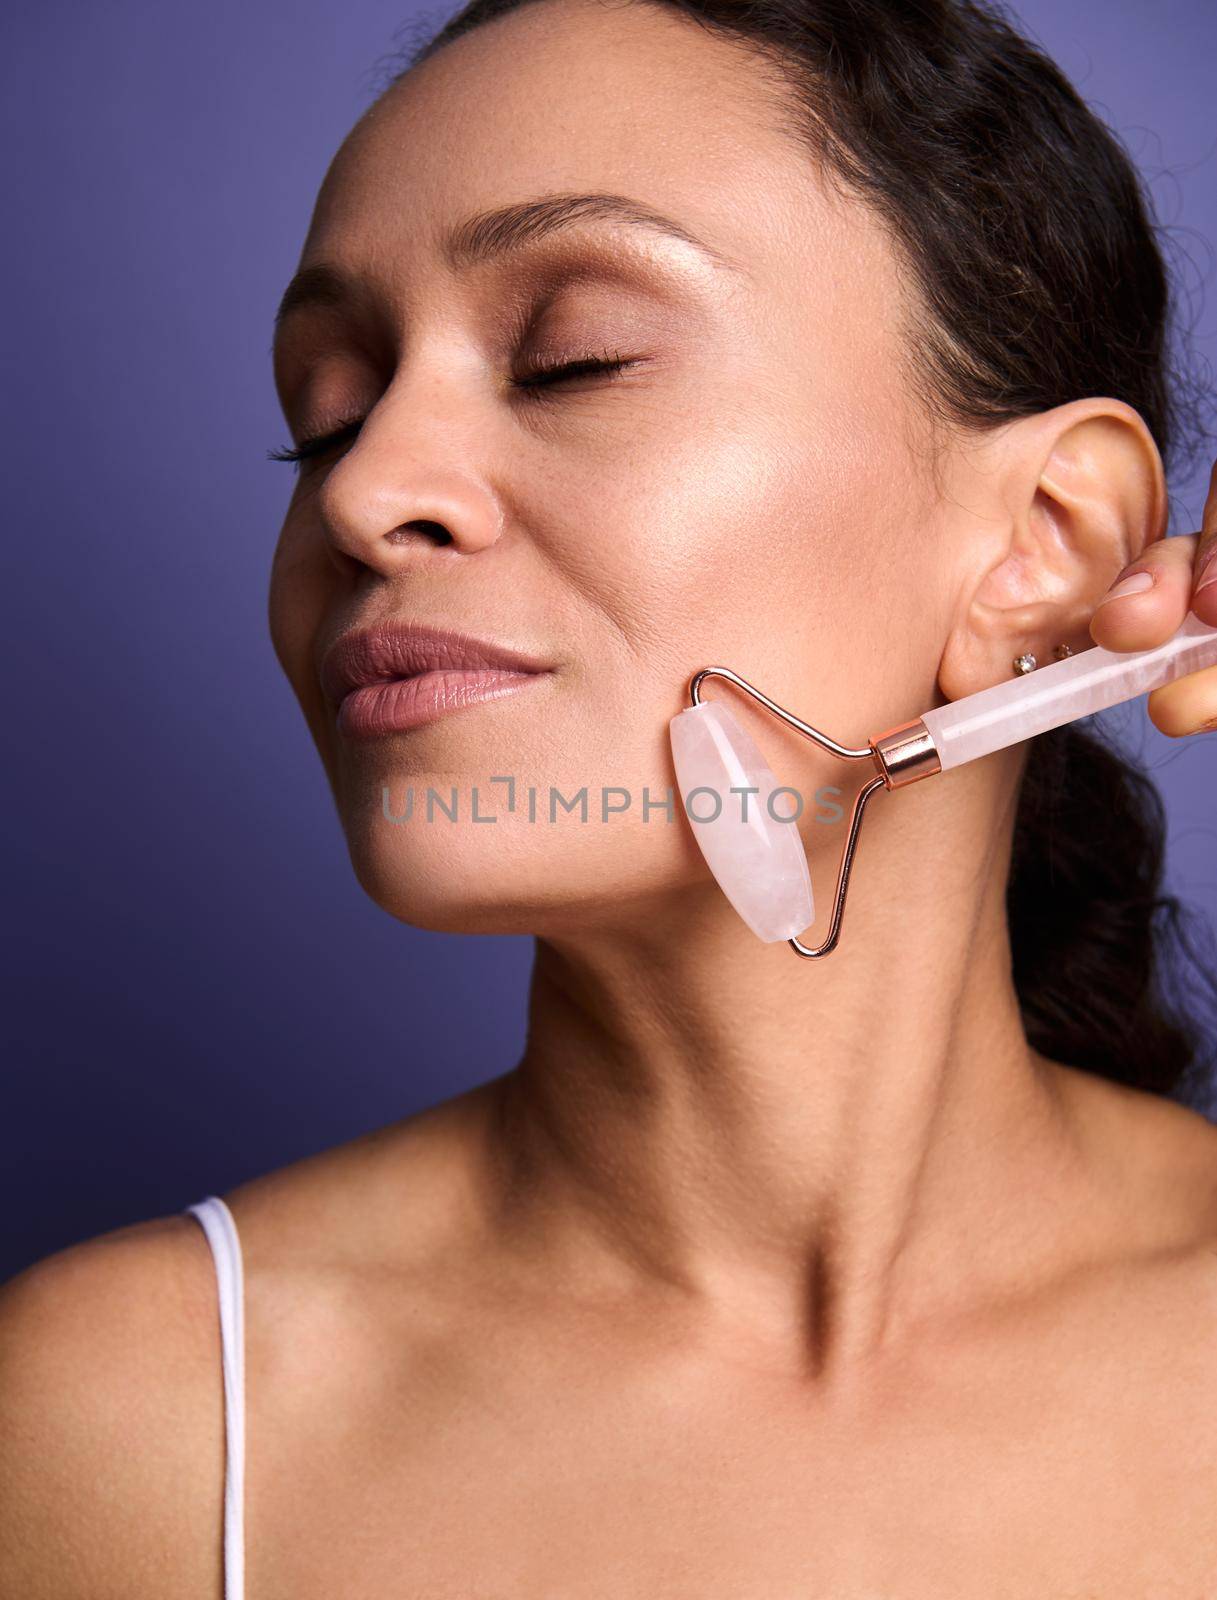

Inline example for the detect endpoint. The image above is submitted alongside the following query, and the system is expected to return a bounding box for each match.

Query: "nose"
[315,383,504,578]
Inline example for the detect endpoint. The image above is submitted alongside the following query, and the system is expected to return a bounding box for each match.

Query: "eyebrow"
[443,191,742,273]
[273,190,744,335]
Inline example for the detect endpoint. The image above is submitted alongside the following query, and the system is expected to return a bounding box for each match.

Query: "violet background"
[3,0,1215,1279]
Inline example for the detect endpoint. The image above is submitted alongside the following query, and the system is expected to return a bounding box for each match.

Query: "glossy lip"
[337,668,548,740]
[319,620,555,708]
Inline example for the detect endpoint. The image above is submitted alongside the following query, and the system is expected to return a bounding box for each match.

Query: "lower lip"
[335,668,549,740]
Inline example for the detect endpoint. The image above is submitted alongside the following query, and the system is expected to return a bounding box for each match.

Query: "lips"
[320,621,553,707]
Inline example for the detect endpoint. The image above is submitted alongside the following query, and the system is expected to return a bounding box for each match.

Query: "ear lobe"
[936,399,1167,702]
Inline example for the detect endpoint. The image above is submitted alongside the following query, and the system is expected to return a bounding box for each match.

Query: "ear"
[936,397,1167,702]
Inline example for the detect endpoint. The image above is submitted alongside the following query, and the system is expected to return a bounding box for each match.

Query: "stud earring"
[1012,643,1074,676]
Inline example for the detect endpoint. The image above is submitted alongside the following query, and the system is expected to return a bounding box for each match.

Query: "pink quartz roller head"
[668,694,815,943]
[670,612,1217,959]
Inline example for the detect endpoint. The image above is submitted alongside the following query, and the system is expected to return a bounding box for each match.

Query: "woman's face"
[268,0,953,941]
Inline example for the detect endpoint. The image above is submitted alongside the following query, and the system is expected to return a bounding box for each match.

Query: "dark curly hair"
[385,0,1217,1111]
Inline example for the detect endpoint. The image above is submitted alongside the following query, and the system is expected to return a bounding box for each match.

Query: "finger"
[1192,457,1217,625]
[1089,532,1196,653]
[1146,661,1217,737]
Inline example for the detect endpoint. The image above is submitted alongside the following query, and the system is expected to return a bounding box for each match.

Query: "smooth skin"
[4,3,1217,1595]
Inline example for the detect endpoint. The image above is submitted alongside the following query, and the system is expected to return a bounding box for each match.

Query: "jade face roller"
[669,611,1217,958]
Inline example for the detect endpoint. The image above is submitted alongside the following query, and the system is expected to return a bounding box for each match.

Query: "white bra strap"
[185,1196,246,1600]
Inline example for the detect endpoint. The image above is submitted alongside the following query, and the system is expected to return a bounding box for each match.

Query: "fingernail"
[1095,569,1155,607]
[1196,551,1217,596]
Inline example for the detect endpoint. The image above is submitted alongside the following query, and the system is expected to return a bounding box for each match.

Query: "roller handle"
[918,612,1217,771]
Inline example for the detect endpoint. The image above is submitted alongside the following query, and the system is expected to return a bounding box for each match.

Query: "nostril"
[387,520,453,547]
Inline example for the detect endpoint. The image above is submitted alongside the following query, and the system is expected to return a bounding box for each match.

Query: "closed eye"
[268,350,640,467]
[267,416,363,466]
[511,350,639,396]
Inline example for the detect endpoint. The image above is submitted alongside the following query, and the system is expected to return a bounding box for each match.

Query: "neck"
[481,748,1103,1383]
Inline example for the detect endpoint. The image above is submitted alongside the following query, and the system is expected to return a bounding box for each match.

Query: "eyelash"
[267,350,638,467]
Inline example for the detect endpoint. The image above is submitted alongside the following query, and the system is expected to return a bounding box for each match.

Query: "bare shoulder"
[217,1074,506,1275]
[0,1080,493,1600]
[1109,1083,1217,1433]
[1056,1060,1217,1221]
[1057,1064,1217,1340]
[0,1077,499,1588]
[0,1209,227,1599]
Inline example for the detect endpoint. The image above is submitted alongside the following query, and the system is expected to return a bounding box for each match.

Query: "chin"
[346,844,536,935]
[342,813,690,940]
[341,813,585,935]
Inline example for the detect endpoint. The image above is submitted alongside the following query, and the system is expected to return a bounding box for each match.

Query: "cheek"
[268,520,328,693]
[524,359,919,836]
[543,385,887,702]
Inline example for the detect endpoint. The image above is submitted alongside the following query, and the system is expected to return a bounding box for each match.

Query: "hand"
[1088,456,1217,736]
